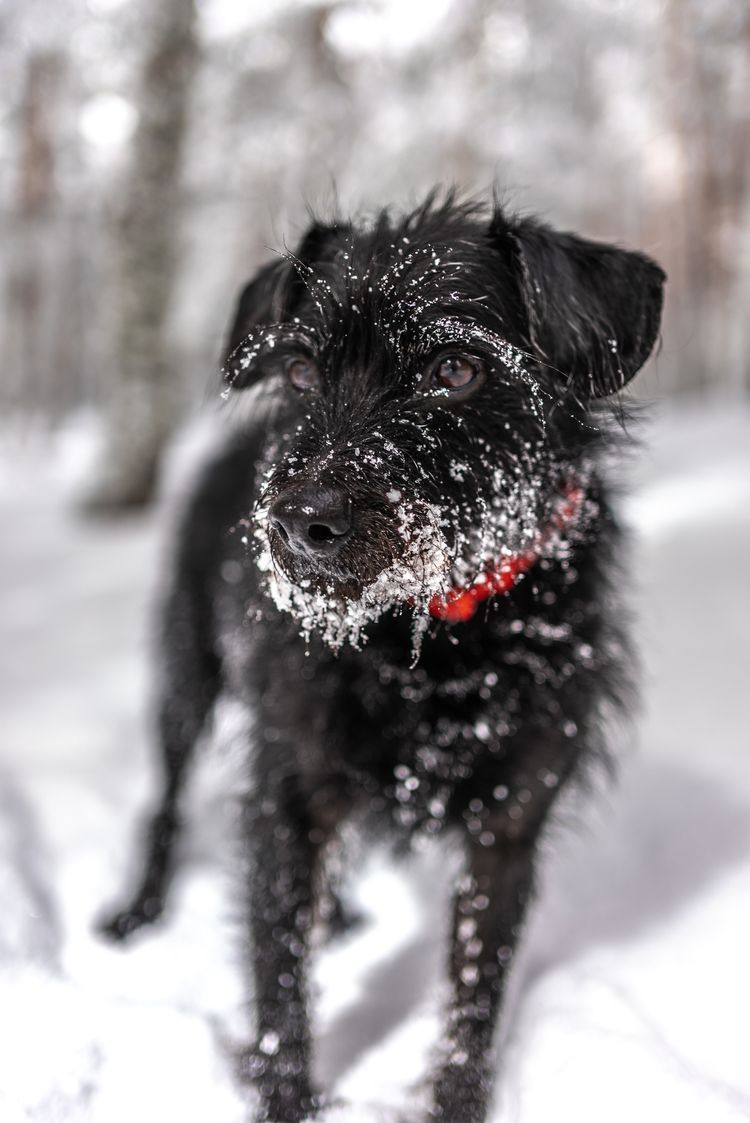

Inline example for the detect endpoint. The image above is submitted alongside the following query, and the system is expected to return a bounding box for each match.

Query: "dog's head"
[222,195,664,651]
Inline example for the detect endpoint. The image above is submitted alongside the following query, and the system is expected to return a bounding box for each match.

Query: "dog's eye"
[426,354,484,395]
[435,356,477,389]
[286,357,320,392]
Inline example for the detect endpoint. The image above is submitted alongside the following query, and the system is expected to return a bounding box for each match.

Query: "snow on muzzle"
[253,478,452,653]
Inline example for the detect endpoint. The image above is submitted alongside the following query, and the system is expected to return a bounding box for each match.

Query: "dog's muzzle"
[268,483,352,560]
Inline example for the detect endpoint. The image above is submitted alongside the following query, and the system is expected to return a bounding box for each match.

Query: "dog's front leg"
[240,783,325,1123]
[426,831,537,1123]
[98,586,221,942]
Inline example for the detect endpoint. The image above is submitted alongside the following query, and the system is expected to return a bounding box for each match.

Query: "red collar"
[428,481,585,623]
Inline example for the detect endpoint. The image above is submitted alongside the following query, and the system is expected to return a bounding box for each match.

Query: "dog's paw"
[95,897,163,943]
[315,1103,396,1122]
[251,1098,394,1122]
[243,1073,328,1123]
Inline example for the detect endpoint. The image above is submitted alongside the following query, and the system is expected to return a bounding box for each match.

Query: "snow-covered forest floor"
[1,402,750,1123]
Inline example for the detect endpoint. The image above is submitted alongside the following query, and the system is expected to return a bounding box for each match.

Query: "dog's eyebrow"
[414,315,551,423]
[418,317,523,368]
[422,316,578,397]
[222,323,322,396]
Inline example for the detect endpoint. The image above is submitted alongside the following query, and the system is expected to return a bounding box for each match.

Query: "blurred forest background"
[2,0,749,508]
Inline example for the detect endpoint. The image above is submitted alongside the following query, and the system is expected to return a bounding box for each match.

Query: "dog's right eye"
[286,357,320,392]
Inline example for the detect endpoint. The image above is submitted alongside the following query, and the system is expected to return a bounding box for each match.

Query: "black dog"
[100,193,665,1122]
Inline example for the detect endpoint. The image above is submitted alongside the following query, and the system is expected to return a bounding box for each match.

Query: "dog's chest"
[216,565,590,837]
[308,644,534,830]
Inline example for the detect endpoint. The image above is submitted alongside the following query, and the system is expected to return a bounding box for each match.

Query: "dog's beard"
[251,498,451,655]
[252,461,558,658]
[254,497,452,657]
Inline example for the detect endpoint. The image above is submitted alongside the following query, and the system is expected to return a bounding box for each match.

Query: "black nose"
[268,484,352,558]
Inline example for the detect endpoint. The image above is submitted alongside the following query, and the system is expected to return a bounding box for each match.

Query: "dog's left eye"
[424,354,484,395]
[435,356,478,389]
[286,357,320,392]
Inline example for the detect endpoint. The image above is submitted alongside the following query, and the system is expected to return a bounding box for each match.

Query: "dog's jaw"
[250,459,593,656]
[253,496,452,656]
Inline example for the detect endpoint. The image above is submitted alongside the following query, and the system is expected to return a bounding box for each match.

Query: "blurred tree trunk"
[659,0,750,395]
[6,52,59,416]
[84,0,199,512]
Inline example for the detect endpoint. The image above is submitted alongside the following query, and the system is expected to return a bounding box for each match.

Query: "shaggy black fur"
[99,193,665,1123]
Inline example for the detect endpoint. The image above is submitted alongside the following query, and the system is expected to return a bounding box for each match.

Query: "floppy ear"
[222,221,348,390]
[492,213,666,399]
[223,258,290,369]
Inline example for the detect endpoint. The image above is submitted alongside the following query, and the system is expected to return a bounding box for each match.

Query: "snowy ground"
[1,402,750,1123]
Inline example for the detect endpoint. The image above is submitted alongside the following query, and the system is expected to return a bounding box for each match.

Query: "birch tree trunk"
[6,52,59,417]
[84,0,198,511]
